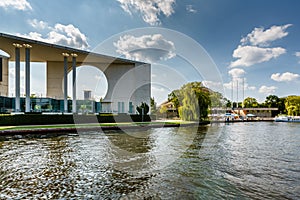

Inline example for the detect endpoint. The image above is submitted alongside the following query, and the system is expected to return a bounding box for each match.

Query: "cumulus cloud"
[28,19,49,30]
[228,68,245,78]
[114,34,176,62]
[0,0,32,11]
[223,80,256,91]
[18,21,89,50]
[230,24,291,68]
[229,45,286,68]
[224,68,256,91]
[202,80,224,93]
[186,5,197,13]
[117,0,175,25]
[259,85,277,95]
[241,24,292,46]
[202,81,222,88]
[271,72,299,82]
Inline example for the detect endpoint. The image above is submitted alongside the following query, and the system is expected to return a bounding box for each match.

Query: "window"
[118,102,125,113]
[129,102,133,113]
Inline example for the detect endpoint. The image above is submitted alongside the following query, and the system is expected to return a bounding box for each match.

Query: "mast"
[236,80,238,108]
[242,78,245,108]
[231,80,234,108]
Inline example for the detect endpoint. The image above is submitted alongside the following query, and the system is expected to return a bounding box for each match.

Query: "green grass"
[0,120,195,131]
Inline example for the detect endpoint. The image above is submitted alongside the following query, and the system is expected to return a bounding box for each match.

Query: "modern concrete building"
[0,32,151,114]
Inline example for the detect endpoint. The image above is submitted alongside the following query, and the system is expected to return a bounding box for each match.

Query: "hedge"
[0,114,155,126]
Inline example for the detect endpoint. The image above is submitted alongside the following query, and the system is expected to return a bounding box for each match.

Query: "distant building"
[157,101,178,119]
[83,90,92,100]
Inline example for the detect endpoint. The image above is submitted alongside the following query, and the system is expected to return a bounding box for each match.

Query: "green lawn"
[0,121,195,131]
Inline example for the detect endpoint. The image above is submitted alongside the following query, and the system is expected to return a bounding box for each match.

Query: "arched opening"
[0,49,10,58]
[66,65,108,101]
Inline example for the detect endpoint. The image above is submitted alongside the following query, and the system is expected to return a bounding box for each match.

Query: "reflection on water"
[0,123,299,199]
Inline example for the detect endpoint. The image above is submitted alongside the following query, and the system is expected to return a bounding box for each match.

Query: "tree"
[225,99,232,108]
[168,89,181,109]
[264,95,280,116]
[136,102,149,115]
[169,82,211,121]
[210,91,228,108]
[243,97,259,108]
[178,84,200,121]
[265,95,280,107]
[285,96,300,116]
[150,97,157,114]
[278,97,286,114]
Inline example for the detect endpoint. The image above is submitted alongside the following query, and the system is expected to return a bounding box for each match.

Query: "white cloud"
[241,24,292,46]
[18,21,89,50]
[117,0,175,25]
[151,84,171,104]
[186,5,197,13]
[228,68,245,78]
[230,24,290,68]
[223,80,256,91]
[0,0,32,11]
[225,68,255,91]
[9,66,25,96]
[295,52,300,64]
[202,81,222,88]
[230,45,286,68]
[114,34,176,62]
[28,19,49,30]
[271,72,299,82]
[202,80,224,93]
[259,85,277,95]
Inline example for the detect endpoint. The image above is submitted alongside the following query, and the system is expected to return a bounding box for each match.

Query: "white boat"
[274,116,300,122]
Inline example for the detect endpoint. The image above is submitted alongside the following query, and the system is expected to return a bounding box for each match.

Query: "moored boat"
[274,115,300,122]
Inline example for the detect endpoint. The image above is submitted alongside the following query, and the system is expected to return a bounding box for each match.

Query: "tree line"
[152,81,300,121]
[235,95,300,116]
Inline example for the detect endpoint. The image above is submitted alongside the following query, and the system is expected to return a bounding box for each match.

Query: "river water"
[0,122,299,199]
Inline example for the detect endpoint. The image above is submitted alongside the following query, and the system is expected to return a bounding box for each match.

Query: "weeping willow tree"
[285,96,300,116]
[169,82,211,121]
[179,84,199,121]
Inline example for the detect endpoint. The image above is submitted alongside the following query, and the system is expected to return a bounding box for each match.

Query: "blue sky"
[1,0,300,104]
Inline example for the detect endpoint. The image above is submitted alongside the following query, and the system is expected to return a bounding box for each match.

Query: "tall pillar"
[24,44,32,113]
[13,43,22,112]
[62,53,69,113]
[71,53,77,113]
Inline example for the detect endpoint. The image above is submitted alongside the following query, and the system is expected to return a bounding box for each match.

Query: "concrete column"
[24,44,32,113]
[46,61,64,99]
[13,43,22,112]
[71,53,77,113]
[62,53,69,113]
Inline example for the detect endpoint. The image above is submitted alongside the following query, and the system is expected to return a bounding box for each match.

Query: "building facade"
[0,33,151,114]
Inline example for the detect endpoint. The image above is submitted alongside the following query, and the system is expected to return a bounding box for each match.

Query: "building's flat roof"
[0,32,146,65]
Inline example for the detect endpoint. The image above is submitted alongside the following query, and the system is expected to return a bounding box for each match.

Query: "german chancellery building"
[0,32,151,114]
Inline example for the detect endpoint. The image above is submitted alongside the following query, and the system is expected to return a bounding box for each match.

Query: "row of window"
[0,96,102,113]
[0,96,135,114]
